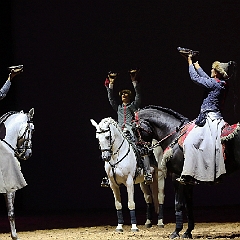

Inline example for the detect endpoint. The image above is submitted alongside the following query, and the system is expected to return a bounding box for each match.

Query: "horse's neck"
[112,125,125,150]
[149,113,183,149]
[4,115,21,145]
[111,125,130,160]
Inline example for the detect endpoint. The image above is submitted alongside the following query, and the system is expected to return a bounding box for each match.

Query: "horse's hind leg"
[153,141,165,227]
[157,169,165,228]
[140,182,153,228]
[4,191,19,240]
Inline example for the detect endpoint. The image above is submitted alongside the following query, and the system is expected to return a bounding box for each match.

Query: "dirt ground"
[0,206,240,239]
[1,223,240,240]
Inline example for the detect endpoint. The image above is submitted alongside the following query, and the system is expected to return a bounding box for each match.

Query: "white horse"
[0,109,34,240]
[91,117,165,232]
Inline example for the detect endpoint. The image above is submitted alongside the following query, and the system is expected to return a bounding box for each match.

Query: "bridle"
[97,124,130,162]
[16,117,34,160]
[0,113,34,160]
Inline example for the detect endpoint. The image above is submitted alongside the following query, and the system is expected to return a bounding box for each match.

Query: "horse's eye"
[105,136,110,140]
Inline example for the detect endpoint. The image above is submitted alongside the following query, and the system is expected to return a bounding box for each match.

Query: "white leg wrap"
[131,223,139,232]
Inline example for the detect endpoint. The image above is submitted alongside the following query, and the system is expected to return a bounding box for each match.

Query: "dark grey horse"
[132,105,240,239]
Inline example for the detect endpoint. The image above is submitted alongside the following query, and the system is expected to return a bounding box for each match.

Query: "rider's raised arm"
[132,80,141,109]
[189,64,219,89]
[194,61,210,78]
[0,79,11,100]
[129,69,141,109]
[105,77,119,111]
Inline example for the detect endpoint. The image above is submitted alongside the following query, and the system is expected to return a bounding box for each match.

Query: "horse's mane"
[0,111,19,124]
[139,105,189,122]
[103,117,127,139]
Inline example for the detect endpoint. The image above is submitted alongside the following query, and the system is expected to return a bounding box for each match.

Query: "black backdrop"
[0,0,240,214]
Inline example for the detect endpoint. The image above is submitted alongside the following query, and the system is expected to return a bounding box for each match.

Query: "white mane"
[99,117,126,139]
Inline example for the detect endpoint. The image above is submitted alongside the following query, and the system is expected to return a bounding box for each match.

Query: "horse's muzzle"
[101,152,111,162]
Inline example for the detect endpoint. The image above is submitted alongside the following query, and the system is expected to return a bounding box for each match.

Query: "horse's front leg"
[182,184,194,239]
[110,183,124,232]
[169,175,184,239]
[126,176,139,232]
[4,191,19,240]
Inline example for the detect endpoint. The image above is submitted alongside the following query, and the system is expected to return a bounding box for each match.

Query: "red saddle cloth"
[178,122,240,148]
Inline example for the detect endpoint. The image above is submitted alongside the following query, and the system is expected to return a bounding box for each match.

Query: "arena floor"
[0,206,240,239]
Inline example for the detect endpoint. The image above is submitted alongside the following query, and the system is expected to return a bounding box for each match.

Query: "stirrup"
[144,174,153,185]
[101,177,110,188]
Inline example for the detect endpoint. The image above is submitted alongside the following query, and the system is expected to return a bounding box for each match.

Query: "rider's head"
[119,89,132,104]
[211,61,237,79]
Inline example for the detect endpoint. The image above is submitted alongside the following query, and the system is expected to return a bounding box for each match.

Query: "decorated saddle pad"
[178,122,240,148]
[178,122,195,148]
[221,122,240,142]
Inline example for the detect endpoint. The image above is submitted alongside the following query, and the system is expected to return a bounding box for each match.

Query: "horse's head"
[132,117,154,146]
[15,108,35,160]
[91,118,116,162]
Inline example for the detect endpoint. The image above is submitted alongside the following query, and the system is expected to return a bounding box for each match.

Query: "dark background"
[1,0,240,216]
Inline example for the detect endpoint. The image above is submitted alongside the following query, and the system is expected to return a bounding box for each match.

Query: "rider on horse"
[177,49,237,185]
[102,68,153,186]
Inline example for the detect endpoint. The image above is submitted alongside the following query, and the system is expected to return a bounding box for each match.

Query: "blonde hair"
[212,61,229,79]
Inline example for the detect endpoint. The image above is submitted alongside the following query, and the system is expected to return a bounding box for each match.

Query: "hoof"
[131,228,139,232]
[115,228,123,232]
[169,231,180,239]
[145,223,152,228]
[157,223,164,228]
[182,231,192,239]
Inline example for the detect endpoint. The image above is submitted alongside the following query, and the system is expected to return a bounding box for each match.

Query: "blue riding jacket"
[0,80,11,100]
[189,64,228,117]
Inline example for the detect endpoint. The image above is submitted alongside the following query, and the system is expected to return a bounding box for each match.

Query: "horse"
[91,117,165,232]
[132,105,240,238]
[0,108,34,240]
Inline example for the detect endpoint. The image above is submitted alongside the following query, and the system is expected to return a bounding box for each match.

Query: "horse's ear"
[90,119,98,128]
[29,108,34,119]
[20,110,24,113]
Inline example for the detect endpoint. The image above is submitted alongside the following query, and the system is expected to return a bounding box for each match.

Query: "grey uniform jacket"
[106,81,141,134]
